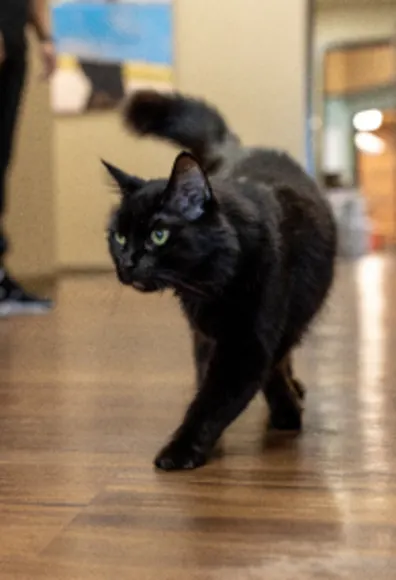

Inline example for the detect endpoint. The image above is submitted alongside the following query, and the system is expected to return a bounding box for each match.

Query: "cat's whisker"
[158,271,210,298]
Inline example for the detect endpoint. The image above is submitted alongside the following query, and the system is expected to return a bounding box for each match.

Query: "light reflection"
[356,255,386,473]
[354,132,385,155]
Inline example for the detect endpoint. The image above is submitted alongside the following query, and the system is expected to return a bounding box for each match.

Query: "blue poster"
[53,2,172,65]
[51,1,173,114]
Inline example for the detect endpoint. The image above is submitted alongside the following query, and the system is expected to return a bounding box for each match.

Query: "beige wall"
[315,4,396,50]
[7,37,55,278]
[56,0,309,270]
[55,117,175,269]
[9,2,396,273]
[176,0,308,157]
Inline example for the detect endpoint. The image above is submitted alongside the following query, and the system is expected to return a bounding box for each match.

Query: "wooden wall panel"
[325,44,395,95]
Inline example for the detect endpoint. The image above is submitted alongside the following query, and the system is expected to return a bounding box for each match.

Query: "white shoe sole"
[0,301,52,317]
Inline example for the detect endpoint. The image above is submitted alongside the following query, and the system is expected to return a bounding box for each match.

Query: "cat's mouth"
[131,280,160,293]
[132,279,169,293]
[116,267,207,297]
[131,281,147,291]
[116,269,167,293]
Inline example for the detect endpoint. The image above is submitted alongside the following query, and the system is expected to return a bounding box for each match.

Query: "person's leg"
[0,51,52,316]
[0,50,26,260]
[0,57,22,261]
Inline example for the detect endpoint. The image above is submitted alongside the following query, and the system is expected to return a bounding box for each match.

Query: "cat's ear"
[166,152,216,221]
[101,160,145,195]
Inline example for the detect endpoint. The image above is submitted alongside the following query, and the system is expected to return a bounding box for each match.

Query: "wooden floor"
[1,254,396,579]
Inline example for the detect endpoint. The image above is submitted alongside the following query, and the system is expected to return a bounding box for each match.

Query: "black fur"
[123,90,240,169]
[106,90,337,471]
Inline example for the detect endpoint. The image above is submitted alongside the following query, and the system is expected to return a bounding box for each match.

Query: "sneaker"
[0,271,53,317]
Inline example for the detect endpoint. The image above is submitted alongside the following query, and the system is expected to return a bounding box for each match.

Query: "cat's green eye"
[114,232,126,246]
[150,229,170,246]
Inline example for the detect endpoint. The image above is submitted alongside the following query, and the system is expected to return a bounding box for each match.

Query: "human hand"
[39,40,56,80]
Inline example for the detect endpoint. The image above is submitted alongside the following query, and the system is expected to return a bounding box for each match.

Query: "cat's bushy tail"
[123,90,240,169]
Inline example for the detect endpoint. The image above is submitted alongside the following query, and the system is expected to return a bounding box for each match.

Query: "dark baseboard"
[19,268,113,296]
[17,273,57,297]
[59,266,113,276]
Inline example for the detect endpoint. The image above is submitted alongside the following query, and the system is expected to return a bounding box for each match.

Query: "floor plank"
[0,255,395,578]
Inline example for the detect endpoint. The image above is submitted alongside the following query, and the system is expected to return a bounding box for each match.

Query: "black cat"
[104,90,337,471]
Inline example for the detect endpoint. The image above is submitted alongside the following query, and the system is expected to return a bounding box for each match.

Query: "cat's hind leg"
[263,354,305,431]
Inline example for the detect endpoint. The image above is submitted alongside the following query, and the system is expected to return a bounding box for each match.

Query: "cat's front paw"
[269,407,303,431]
[154,437,207,471]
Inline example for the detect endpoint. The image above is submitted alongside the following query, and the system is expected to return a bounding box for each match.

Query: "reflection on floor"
[0,255,395,579]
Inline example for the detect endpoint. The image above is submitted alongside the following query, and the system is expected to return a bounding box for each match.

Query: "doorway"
[356,110,396,248]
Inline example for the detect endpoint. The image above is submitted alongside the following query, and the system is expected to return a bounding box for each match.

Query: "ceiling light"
[353,109,383,132]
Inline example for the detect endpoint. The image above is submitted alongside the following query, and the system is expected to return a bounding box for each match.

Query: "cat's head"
[104,152,239,297]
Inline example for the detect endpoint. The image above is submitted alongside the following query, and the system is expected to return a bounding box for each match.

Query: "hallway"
[0,255,395,579]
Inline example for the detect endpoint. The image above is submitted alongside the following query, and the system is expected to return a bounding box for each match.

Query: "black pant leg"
[0,51,27,260]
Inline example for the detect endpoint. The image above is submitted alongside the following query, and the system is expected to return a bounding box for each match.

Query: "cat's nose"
[121,252,136,269]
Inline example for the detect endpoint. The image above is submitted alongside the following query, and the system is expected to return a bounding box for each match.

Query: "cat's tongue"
[132,281,146,291]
